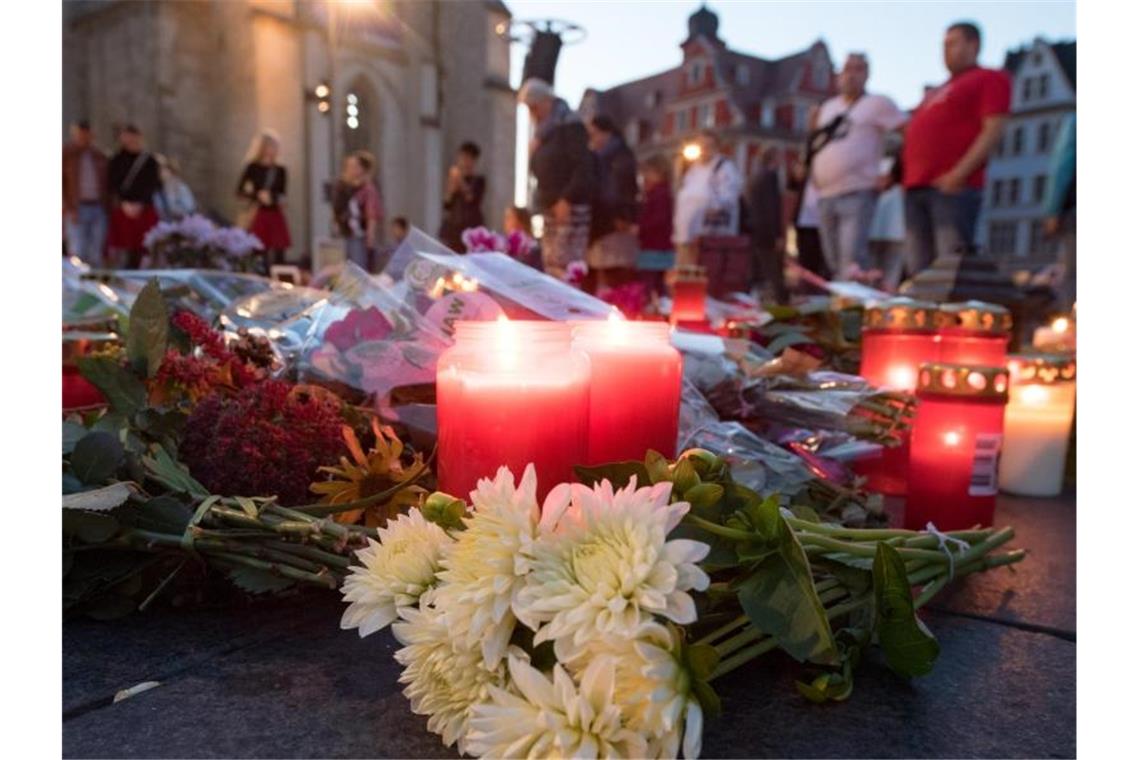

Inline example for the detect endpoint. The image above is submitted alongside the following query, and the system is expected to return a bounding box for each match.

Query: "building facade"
[978,38,1076,271]
[62,0,516,262]
[578,5,834,184]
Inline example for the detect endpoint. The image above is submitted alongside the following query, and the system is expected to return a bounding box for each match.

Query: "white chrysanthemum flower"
[340,509,453,637]
[434,464,569,668]
[465,653,648,759]
[392,603,507,753]
[516,477,710,659]
[564,622,705,760]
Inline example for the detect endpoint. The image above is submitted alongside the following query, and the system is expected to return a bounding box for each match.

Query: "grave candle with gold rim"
[855,297,941,495]
[906,363,1009,531]
[936,300,1012,366]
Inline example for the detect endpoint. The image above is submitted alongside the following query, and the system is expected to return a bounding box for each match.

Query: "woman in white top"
[672,130,743,267]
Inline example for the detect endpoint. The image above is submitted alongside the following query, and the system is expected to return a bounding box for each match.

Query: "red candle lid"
[935,300,1012,336]
[863,296,939,333]
[916,362,1010,401]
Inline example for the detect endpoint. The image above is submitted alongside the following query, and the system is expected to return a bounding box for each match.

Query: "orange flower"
[310,419,427,526]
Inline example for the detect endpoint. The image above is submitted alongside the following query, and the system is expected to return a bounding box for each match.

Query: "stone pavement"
[63,494,1076,759]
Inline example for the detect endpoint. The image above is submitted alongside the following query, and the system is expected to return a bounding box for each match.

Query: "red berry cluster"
[179,380,345,505]
[172,311,229,361]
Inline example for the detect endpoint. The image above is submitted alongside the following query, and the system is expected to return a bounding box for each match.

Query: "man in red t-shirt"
[901,22,1011,275]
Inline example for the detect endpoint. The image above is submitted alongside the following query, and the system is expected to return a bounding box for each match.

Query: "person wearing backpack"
[673,129,743,268]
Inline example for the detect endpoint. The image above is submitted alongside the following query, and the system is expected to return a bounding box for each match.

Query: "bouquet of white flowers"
[339,450,1024,759]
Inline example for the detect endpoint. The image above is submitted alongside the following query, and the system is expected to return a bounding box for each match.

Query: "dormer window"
[736,64,749,86]
[644,89,662,109]
[689,60,704,86]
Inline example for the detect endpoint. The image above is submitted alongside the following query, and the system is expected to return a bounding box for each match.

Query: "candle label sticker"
[969,434,1003,496]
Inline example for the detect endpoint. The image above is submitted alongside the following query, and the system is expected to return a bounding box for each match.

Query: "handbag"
[700,157,738,236]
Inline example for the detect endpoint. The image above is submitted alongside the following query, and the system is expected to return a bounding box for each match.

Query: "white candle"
[998,355,1076,497]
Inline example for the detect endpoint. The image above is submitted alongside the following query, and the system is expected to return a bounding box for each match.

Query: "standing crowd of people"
[62,20,1073,310]
[514,20,1073,307]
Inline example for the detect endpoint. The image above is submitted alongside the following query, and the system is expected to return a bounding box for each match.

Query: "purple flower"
[505,230,536,259]
[461,226,507,253]
[208,226,264,257]
[563,260,589,287]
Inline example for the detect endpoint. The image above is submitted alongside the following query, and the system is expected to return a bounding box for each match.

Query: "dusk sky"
[506,0,1077,110]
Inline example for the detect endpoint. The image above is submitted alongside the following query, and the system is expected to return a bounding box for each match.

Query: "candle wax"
[581,344,682,465]
[999,383,1075,497]
[437,368,589,501]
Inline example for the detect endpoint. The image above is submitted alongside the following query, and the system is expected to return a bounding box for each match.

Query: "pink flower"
[563,260,588,288]
[461,226,506,254]
[324,307,393,352]
[598,281,649,318]
[505,230,536,259]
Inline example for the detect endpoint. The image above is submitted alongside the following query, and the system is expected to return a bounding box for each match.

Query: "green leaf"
[62,482,132,512]
[670,458,700,494]
[77,356,146,416]
[127,279,170,378]
[872,543,940,678]
[644,450,671,484]
[420,493,468,531]
[71,432,125,485]
[221,563,296,594]
[682,483,724,518]
[62,510,120,543]
[63,421,88,455]
[62,473,86,494]
[574,461,651,489]
[142,446,209,497]
[736,501,838,665]
[115,495,193,533]
[683,642,720,681]
[766,331,814,355]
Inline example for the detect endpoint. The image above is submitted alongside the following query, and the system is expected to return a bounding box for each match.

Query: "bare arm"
[936,115,1008,192]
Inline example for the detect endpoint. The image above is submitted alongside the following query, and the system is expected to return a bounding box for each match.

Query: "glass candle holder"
[999,353,1077,497]
[573,319,683,465]
[670,265,708,325]
[855,297,940,495]
[436,320,590,500]
[936,300,1012,366]
[906,363,1010,531]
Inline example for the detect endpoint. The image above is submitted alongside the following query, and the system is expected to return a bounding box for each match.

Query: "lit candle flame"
[943,431,962,447]
[1051,316,1070,333]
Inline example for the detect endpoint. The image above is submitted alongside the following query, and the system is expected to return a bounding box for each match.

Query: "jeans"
[66,202,107,267]
[345,238,370,271]
[903,187,983,276]
[817,188,878,278]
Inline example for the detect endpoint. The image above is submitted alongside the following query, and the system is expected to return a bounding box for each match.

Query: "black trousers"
[753,239,789,305]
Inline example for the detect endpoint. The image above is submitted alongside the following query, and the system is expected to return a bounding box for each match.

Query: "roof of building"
[1003,39,1076,90]
[582,4,828,135]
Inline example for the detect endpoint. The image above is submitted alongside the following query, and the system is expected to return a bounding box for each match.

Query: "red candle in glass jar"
[573,318,683,464]
[855,297,940,495]
[905,363,1009,531]
[670,266,708,325]
[436,319,590,500]
[936,300,1011,366]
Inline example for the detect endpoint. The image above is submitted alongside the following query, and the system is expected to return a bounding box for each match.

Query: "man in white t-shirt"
[810,53,908,280]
